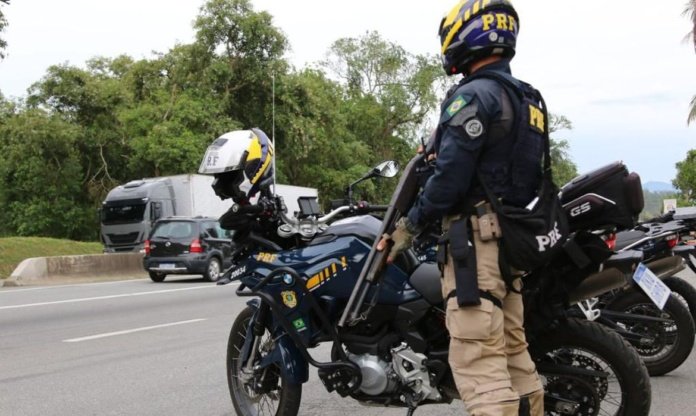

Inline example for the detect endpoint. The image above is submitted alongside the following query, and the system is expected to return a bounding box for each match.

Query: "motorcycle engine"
[347,344,442,401]
[346,352,396,395]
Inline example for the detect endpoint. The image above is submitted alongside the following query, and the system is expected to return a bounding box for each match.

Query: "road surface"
[1,273,694,415]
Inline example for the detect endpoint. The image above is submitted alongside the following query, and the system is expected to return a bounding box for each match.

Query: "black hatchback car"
[143,217,233,282]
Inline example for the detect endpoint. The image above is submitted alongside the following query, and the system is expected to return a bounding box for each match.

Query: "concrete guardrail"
[5,253,147,287]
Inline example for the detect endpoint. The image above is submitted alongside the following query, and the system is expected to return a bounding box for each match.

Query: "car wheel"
[149,271,166,282]
[204,257,222,282]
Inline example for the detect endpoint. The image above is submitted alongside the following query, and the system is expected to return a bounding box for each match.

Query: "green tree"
[674,149,696,204]
[321,31,444,203]
[324,31,443,147]
[271,69,373,204]
[686,0,696,50]
[548,113,578,186]
[27,62,132,200]
[193,0,289,129]
[0,0,8,61]
[0,109,96,239]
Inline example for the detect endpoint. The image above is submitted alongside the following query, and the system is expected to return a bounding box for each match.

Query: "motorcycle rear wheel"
[662,275,696,324]
[227,306,302,416]
[606,291,695,376]
[532,318,651,416]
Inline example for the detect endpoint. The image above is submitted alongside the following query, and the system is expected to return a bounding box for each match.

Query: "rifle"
[338,153,425,327]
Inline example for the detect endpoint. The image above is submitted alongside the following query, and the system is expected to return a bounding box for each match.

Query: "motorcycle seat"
[615,230,647,251]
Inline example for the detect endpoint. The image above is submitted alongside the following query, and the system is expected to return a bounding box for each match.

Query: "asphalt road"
[1,272,695,416]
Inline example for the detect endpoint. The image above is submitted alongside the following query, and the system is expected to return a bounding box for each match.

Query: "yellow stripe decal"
[250,150,272,185]
[307,275,320,290]
[341,256,348,268]
[443,0,467,28]
[247,136,262,162]
[441,19,463,54]
[332,263,337,275]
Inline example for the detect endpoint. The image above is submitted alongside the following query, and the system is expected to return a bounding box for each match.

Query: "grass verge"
[0,237,103,279]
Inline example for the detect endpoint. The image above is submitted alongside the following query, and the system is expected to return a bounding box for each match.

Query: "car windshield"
[101,202,147,225]
[151,221,196,239]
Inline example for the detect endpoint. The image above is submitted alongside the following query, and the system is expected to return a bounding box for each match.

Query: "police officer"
[377,1,544,415]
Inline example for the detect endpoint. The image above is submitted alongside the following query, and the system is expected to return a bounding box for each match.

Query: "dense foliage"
[0,0,577,240]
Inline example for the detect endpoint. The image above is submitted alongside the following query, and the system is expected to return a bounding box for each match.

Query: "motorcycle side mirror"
[372,160,400,178]
[346,160,401,203]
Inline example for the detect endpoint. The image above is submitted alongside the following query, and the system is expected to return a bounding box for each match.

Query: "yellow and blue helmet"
[439,0,519,75]
[198,129,274,202]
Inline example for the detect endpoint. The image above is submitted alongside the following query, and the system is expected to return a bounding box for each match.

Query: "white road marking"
[0,278,150,294]
[0,285,226,311]
[63,319,207,343]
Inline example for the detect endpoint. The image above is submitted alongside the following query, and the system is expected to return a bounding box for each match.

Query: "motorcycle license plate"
[159,263,176,270]
[632,263,672,310]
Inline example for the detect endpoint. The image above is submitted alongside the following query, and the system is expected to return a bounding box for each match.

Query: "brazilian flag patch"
[446,95,468,117]
[292,318,306,331]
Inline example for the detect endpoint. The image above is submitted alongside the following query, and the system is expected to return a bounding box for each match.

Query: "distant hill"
[643,181,676,193]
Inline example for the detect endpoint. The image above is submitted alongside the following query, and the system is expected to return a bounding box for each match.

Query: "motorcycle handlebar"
[280,203,391,228]
[231,203,266,215]
[360,204,389,212]
[232,197,391,234]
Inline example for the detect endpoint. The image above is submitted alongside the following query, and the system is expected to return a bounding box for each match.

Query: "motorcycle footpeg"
[318,366,361,397]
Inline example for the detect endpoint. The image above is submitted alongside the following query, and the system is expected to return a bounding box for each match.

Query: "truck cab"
[100,178,175,252]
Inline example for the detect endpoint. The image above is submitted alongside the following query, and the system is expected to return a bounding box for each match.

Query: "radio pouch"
[449,218,481,307]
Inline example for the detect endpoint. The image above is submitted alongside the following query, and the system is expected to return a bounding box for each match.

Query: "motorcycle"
[594,218,696,376]
[615,212,696,323]
[644,208,696,273]
[218,158,651,416]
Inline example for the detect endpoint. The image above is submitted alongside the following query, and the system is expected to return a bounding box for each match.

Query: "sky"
[0,0,695,184]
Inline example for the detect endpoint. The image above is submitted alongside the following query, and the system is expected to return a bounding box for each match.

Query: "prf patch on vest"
[528,103,545,133]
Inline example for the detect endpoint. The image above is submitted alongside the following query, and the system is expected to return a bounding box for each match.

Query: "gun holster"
[444,218,480,307]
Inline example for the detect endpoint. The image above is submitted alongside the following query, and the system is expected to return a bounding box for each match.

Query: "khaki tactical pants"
[442,214,544,416]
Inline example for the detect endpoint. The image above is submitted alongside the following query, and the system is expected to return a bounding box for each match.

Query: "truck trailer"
[100,174,316,252]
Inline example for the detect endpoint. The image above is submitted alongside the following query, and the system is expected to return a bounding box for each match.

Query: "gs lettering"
[570,202,592,218]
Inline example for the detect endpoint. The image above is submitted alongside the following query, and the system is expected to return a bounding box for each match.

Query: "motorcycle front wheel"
[227,305,302,416]
[606,291,695,376]
[532,318,651,416]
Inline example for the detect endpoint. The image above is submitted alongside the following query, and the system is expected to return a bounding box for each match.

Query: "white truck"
[99,174,316,252]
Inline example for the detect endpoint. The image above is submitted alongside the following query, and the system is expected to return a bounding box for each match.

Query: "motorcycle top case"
[560,161,644,232]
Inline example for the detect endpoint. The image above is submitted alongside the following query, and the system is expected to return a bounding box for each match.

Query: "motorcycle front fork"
[243,302,271,375]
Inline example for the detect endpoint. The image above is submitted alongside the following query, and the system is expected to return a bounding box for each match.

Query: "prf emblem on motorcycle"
[256,252,277,263]
[281,291,298,308]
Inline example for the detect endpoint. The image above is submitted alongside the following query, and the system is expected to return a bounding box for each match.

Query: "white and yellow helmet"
[198,129,274,202]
